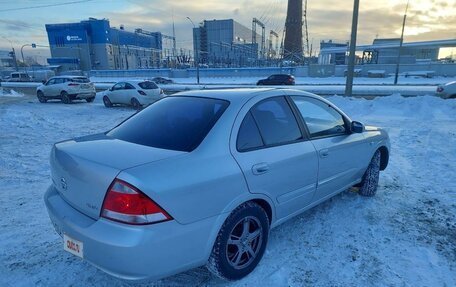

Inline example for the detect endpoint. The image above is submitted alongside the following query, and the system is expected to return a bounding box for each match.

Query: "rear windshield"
[138,81,158,89]
[70,77,90,83]
[107,96,229,152]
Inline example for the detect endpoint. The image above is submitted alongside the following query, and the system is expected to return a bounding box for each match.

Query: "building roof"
[320,38,456,54]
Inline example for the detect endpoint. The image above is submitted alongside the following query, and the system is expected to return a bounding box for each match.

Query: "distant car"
[44,88,390,282]
[8,72,31,82]
[36,76,96,104]
[436,81,456,99]
[151,77,173,84]
[257,74,295,85]
[103,80,165,109]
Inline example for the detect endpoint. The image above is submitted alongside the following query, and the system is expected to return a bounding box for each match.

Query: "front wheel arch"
[378,146,389,170]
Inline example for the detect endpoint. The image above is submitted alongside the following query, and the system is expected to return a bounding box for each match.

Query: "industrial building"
[0,50,15,69]
[192,19,259,67]
[45,18,163,71]
[319,40,348,65]
[319,38,455,65]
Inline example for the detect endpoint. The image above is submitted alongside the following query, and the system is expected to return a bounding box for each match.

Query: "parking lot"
[0,92,455,286]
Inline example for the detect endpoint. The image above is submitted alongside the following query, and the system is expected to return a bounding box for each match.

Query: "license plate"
[63,234,84,258]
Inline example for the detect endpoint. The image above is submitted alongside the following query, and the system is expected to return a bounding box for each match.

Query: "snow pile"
[0,89,24,98]
[0,95,455,286]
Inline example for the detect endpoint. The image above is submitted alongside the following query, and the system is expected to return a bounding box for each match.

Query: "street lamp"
[186,16,200,84]
[21,43,38,68]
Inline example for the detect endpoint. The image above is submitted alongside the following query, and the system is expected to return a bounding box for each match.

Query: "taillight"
[68,83,79,87]
[437,87,444,92]
[101,179,172,225]
[137,90,147,96]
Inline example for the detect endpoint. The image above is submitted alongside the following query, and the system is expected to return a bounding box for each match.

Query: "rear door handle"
[252,163,269,175]
[319,148,329,158]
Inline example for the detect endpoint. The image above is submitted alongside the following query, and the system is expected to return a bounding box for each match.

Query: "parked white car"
[8,72,32,82]
[102,80,165,109]
[36,76,96,104]
[436,81,456,99]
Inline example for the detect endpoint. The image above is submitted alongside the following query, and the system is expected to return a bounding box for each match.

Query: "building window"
[55,36,65,47]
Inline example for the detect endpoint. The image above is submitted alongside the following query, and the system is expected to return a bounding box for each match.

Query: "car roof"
[121,79,153,83]
[174,88,321,105]
[51,76,88,79]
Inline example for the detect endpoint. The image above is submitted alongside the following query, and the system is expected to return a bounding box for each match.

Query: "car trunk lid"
[50,133,185,219]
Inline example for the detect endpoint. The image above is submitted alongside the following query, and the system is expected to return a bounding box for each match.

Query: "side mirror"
[351,121,364,133]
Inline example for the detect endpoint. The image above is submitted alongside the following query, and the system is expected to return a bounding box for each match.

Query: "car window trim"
[287,95,351,140]
[237,96,307,153]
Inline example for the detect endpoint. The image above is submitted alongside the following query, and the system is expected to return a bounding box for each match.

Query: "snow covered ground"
[0,90,455,286]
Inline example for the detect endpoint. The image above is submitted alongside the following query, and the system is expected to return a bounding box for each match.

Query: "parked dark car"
[257,74,295,85]
[151,77,174,84]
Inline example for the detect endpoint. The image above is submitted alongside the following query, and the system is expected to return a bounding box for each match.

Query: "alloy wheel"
[226,216,263,270]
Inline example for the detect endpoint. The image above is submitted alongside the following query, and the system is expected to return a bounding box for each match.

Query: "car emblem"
[60,177,67,190]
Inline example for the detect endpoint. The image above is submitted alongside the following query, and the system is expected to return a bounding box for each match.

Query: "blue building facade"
[46,18,162,71]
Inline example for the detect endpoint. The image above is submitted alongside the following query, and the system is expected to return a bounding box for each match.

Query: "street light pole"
[394,0,409,85]
[20,44,29,67]
[345,0,360,97]
[186,16,200,84]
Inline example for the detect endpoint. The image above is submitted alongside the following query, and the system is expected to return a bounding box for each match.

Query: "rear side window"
[237,112,264,151]
[107,97,229,152]
[250,97,302,146]
[138,81,158,89]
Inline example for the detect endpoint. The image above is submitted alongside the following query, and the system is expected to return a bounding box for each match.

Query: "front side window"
[108,97,229,152]
[54,78,64,84]
[125,83,136,90]
[250,97,302,146]
[291,96,346,138]
[112,83,124,90]
[46,79,55,85]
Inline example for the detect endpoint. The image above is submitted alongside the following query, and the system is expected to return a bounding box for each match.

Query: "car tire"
[86,97,95,103]
[37,91,47,103]
[358,150,381,197]
[131,98,141,110]
[103,96,112,107]
[61,91,71,104]
[207,201,269,281]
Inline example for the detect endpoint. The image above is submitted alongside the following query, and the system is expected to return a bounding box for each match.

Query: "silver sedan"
[44,88,390,281]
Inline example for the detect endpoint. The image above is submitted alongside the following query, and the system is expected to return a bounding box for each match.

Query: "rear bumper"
[436,91,452,99]
[71,92,96,99]
[44,185,217,281]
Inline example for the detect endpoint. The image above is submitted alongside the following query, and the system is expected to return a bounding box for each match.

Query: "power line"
[0,0,94,13]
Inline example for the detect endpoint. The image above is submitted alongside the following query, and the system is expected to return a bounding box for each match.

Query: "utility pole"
[345,0,360,97]
[186,17,200,84]
[394,0,409,85]
[11,48,18,71]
